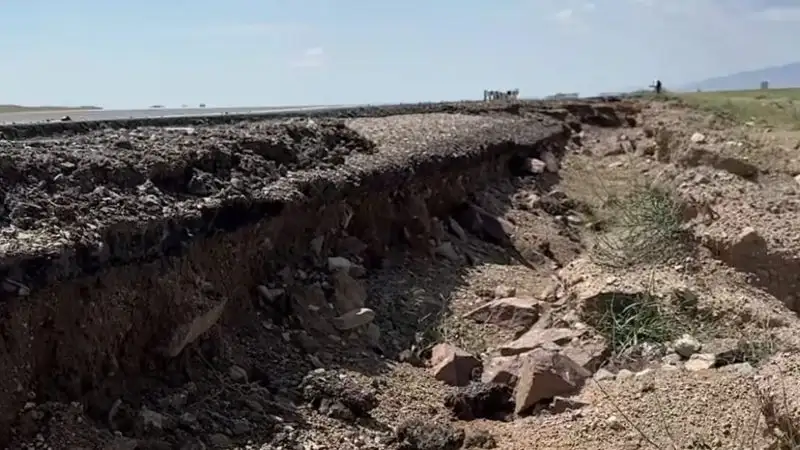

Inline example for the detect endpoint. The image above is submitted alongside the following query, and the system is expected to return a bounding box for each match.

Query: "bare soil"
[5,97,800,450]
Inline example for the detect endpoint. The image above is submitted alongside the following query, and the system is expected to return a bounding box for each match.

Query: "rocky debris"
[484,325,607,384]
[328,256,366,277]
[331,271,368,313]
[434,241,461,262]
[523,158,547,174]
[559,336,610,372]
[482,354,526,386]
[208,433,233,448]
[447,217,468,241]
[228,365,249,383]
[728,227,767,257]
[593,368,616,381]
[721,362,755,376]
[256,285,285,304]
[393,418,465,450]
[397,349,424,367]
[498,327,581,356]
[300,369,379,420]
[134,407,171,436]
[493,285,516,298]
[161,298,227,357]
[453,204,516,244]
[290,283,338,335]
[690,132,707,144]
[332,307,376,331]
[463,429,498,449]
[1,278,30,297]
[464,296,541,329]
[677,146,759,179]
[540,151,560,172]
[673,334,702,358]
[430,343,482,387]
[444,382,515,421]
[450,203,535,268]
[684,353,717,372]
[513,348,590,415]
[549,396,589,414]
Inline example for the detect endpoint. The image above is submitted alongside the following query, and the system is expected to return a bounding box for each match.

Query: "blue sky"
[1,0,799,108]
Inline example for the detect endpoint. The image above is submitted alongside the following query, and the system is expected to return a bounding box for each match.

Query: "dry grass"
[589,184,689,268]
[561,152,689,269]
[676,88,800,129]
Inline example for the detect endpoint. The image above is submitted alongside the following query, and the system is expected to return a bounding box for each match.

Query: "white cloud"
[291,47,325,68]
[552,1,597,24]
[554,9,574,21]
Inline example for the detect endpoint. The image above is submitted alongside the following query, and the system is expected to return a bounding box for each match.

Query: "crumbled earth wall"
[0,101,634,447]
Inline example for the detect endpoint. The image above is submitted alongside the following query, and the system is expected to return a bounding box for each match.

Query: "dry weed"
[589,182,689,268]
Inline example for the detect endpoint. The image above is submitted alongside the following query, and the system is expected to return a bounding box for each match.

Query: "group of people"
[483,89,520,101]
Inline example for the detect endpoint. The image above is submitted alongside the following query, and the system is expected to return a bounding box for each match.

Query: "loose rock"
[394,418,465,450]
[499,327,580,356]
[430,343,482,387]
[673,334,702,359]
[444,382,514,421]
[464,297,540,329]
[332,307,376,331]
[514,348,590,415]
[684,353,716,372]
[332,271,368,313]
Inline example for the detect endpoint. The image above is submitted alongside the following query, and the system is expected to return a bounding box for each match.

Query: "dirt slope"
[5,97,800,450]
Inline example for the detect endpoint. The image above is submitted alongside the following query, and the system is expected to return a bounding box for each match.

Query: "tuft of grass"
[590,183,689,268]
[582,292,684,358]
[758,388,800,449]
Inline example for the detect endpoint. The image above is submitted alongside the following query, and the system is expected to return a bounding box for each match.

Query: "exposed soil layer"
[0,100,636,448]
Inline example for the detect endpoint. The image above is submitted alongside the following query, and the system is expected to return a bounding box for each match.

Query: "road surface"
[0,105,351,124]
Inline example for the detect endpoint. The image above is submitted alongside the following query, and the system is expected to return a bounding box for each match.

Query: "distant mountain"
[681,62,800,92]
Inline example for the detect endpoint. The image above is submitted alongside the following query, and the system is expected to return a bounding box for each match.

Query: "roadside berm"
[4,98,800,449]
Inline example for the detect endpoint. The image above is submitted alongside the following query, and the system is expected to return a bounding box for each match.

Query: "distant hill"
[681,62,800,92]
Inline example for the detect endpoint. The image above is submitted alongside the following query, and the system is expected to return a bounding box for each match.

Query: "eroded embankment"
[0,97,631,140]
[0,101,633,448]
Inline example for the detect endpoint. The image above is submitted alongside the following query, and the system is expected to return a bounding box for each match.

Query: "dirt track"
[6,97,798,449]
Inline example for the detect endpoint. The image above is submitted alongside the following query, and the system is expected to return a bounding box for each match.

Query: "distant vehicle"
[181,104,188,108]
[150,105,165,109]
[199,103,206,108]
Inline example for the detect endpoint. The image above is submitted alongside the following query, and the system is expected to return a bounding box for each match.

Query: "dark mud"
[0,100,637,449]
